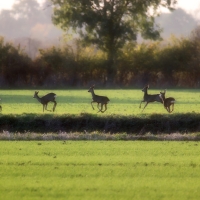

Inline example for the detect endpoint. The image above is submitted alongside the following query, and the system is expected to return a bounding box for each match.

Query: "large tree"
[51,0,177,84]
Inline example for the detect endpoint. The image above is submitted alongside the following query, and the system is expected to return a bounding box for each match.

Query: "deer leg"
[102,104,107,113]
[97,103,100,109]
[171,104,174,112]
[97,103,103,113]
[97,103,104,112]
[45,103,52,112]
[91,101,95,110]
[139,101,144,108]
[53,101,57,112]
[142,102,148,111]
[43,104,45,112]
[169,105,174,113]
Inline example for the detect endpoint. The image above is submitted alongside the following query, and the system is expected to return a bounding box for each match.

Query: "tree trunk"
[106,44,116,86]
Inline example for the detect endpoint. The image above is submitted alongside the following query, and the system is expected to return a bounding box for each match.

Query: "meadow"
[1,90,200,199]
[0,88,200,115]
[0,141,200,200]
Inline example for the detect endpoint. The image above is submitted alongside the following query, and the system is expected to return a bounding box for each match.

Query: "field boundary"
[0,113,200,140]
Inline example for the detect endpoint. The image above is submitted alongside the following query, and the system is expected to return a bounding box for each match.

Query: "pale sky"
[0,0,200,13]
[0,0,200,19]
[0,0,200,16]
[0,0,45,10]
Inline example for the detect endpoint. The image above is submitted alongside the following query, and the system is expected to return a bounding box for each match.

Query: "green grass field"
[0,141,200,200]
[1,90,200,199]
[1,88,200,115]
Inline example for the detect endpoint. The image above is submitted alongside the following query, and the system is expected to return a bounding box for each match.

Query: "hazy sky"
[0,0,45,10]
[0,0,200,19]
[0,0,199,58]
[0,0,200,13]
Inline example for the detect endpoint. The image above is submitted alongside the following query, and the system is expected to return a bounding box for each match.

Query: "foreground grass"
[0,141,200,200]
[1,88,200,115]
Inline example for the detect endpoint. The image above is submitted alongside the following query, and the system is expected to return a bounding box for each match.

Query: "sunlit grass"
[0,141,200,200]
[0,89,200,115]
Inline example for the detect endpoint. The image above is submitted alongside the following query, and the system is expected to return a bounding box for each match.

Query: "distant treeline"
[0,31,200,88]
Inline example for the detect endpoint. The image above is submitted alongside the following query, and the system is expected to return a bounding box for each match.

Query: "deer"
[0,98,2,112]
[88,85,110,113]
[33,91,57,112]
[160,90,175,113]
[139,85,164,111]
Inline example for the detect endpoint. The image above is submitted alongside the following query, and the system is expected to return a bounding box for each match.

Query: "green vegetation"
[0,141,199,200]
[1,31,200,87]
[1,88,200,115]
[51,0,176,82]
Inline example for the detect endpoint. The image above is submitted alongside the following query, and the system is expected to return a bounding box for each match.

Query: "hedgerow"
[0,113,200,134]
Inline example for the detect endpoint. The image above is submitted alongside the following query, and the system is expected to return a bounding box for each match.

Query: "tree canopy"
[51,0,177,83]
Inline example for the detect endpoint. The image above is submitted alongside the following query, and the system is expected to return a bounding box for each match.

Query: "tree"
[51,0,177,84]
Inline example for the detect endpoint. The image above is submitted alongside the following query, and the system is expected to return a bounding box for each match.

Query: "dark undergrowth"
[0,113,200,135]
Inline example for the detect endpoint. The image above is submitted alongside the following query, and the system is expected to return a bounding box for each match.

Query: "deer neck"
[91,89,96,98]
[35,95,42,103]
[144,88,148,98]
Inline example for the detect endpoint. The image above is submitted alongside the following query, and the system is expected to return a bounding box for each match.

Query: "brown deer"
[139,85,164,111]
[160,90,175,113]
[0,98,2,112]
[88,85,110,113]
[33,91,57,112]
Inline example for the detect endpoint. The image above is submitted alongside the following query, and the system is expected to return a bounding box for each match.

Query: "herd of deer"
[139,85,175,113]
[32,85,175,113]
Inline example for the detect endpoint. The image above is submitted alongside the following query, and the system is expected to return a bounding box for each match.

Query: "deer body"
[0,98,1,112]
[33,91,57,112]
[160,91,175,113]
[88,86,110,113]
[139,85,163,111]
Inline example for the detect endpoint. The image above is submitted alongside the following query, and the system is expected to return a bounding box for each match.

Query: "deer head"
[33,91,39,98]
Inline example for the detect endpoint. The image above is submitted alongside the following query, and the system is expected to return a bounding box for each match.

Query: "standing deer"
[33,91,57,112]
[88,85,110,113]
[139,85,164,111]
[160,90,175,113]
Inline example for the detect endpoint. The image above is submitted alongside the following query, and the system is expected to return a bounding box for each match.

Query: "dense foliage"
[51,0,176,83]
[0,113,200,134]
[0,27,200,87]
